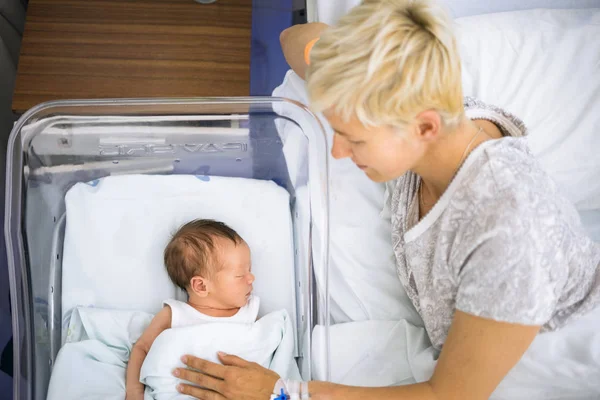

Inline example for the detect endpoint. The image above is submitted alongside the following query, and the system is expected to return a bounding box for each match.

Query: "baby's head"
[164,219,254,309]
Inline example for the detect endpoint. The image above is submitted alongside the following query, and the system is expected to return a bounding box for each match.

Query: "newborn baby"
[125,219,257,400]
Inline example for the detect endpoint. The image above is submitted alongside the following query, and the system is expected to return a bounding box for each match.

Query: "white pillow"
[61,175,297,340]
[456,8,600,239]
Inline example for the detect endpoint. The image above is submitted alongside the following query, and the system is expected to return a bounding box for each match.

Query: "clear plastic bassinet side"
[4,97,331,400]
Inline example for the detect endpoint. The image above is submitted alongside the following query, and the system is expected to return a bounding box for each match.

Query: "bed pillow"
[457,8,600,240]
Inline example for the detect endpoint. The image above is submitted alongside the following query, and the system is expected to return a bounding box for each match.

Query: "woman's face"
[324,111,425,182]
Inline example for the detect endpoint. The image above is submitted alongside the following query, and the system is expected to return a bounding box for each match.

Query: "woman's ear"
[189,276,209,297]
[415,110,442,142]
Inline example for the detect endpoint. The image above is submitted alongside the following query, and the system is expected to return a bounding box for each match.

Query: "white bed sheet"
[311,321,436,387]
[311,305,600,399]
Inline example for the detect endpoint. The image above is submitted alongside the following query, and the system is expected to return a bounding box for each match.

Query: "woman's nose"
[331,134,352,160]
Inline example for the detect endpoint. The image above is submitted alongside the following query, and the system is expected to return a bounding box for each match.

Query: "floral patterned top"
[386,97,600,350]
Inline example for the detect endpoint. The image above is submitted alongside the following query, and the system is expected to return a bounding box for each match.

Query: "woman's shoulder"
[475,137,544,190]
[462,138,547,200]
[463,96,528,138]
[456,137,582,235]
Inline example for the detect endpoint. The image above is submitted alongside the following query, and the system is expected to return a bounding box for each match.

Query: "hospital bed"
[5,0,600,399]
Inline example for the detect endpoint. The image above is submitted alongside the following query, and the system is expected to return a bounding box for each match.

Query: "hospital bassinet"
[4,98,331,400]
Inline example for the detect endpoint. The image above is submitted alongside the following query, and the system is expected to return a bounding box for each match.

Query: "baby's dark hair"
[164,219,243,290]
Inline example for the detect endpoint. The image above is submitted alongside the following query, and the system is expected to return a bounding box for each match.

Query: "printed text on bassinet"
[98,142,248,156]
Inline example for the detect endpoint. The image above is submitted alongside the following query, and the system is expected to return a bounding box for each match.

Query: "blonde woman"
[172,1,600,399]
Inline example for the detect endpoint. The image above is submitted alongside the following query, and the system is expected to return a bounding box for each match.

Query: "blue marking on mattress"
[195,175,211,182]
[194,165,211,181]
[85,179,100,187]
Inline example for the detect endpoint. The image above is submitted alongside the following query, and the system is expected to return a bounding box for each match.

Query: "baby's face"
[210,239,255,309]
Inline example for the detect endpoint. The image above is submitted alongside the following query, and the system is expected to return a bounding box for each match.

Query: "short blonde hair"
[307,0,464,129]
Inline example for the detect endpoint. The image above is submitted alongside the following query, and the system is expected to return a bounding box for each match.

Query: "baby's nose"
[248,273,255,283]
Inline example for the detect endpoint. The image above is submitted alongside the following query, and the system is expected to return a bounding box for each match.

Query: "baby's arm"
[126,306,172,399]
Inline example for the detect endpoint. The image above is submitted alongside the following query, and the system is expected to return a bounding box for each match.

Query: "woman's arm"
[125,306,172,399]
[280,22,329,79]
[175,311,539,400]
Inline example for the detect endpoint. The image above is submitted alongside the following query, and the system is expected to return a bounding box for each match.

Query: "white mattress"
[61,174,298,347]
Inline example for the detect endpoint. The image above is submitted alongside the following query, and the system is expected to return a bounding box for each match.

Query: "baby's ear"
[189,276,209,297]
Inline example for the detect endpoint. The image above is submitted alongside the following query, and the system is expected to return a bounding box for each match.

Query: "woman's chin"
[363,169,386,182]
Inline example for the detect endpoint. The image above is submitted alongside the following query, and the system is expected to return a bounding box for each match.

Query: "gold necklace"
[419,126,484,208]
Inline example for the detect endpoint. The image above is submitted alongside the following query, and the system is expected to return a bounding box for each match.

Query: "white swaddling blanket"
[47,307,300,400]
[141,309,300,399]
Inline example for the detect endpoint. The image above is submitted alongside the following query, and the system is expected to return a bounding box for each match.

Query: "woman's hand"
[173,352,280,400]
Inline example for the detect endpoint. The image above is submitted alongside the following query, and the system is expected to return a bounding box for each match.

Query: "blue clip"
[274,388,289,400]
